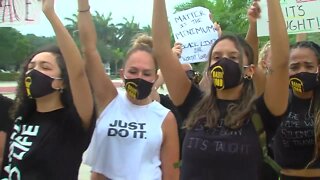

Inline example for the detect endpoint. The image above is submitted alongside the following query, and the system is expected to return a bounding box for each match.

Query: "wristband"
[78,6,90,13]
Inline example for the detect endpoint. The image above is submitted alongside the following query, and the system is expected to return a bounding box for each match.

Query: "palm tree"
[65,14,79,36]
[116,17,141,50]
[93,11,117,45]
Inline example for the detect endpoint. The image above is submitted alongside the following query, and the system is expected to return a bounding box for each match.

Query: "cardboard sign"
[257,0,320,36]
[169,7,218,63]
[0,0,41,27]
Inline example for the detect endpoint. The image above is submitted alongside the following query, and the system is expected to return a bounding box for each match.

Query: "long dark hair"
[292,41,320,167]
[185,35,256,129]
[10,45,73,121]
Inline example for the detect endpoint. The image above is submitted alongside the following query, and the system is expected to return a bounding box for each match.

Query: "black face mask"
[124,78,154,100]
[289,72,318,93]
[25,69,61,99]
[209,58,243,90]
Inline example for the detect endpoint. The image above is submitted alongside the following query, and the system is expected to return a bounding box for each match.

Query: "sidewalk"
[0,81,17,99]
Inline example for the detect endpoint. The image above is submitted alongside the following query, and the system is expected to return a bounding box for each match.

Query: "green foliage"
[64,12,151,75]
[174,0,320,54]
[0,27,57,72]
[1,3,319,77]
[308,33,320,45]
[0,28,33,71]
[0,72,19,81]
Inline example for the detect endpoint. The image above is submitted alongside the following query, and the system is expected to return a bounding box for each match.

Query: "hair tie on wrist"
[78,6,90,13]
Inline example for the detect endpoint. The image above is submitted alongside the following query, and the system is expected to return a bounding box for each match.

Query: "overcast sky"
[12,0,189,37]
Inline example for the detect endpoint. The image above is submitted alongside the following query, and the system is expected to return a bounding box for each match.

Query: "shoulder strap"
[281,169,320,177]
[251,113,282,174]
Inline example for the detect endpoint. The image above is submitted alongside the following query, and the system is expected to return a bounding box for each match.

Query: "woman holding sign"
[77,0,179,179]
[0,0,95,179]
[152,0,289,179]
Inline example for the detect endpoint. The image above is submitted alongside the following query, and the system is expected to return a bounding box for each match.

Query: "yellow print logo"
[290,78,303,93]
[125,82,138,99]
[25,77,32,97]
[211,66,224,89]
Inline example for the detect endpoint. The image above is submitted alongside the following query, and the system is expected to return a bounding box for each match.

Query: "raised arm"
[77,0,117,114]
[264,0,289,115]
[42,0,93,129]
[246,1,266,97]
[154,42,183,91]
[152,0,191,106]
[245,0,260,65]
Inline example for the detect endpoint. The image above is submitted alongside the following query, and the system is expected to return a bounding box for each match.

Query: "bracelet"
[78,6,90,13]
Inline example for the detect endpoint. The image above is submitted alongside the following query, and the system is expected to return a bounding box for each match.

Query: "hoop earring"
[244,74,253,80]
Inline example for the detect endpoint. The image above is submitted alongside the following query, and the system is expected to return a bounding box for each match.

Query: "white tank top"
[84,91,170,180]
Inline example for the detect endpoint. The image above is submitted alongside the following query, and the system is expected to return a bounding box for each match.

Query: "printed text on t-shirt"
[107,120,147,139]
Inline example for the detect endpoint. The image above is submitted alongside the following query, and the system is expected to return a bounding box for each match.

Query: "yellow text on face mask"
[290,78,303,93]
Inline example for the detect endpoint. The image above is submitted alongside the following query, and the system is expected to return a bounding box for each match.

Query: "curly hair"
[258,41,271,69]
[292,41,320,167]
[10,45,73,121]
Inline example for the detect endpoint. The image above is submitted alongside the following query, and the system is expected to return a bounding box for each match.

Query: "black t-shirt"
[159,94,185,155]
[177,85,280,180]
[273,93,316,169]
[0,107,94,180]
[0,94,13,133]
[159,94,183,128]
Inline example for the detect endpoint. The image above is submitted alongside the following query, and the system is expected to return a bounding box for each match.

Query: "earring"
[244,74,253,80]
[59,88,64,94]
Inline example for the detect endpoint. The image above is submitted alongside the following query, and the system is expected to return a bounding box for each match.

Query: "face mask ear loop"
[52,77,63,80]
[51,76,63,91]
[315,69,319,82]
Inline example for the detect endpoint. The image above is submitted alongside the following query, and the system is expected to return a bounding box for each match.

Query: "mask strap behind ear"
[51,75,63,80]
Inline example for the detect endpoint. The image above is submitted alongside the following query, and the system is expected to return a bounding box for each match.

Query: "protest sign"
[169,7,218,64]
[0,0,41,27]
[257,0,320,37]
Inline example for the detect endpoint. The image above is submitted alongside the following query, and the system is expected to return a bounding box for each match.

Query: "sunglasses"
[185,70,202,84]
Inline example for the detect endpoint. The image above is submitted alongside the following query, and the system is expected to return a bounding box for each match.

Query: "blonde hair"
[123,33,157,70]
[258,41,271,68]
[131,33,153,49]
